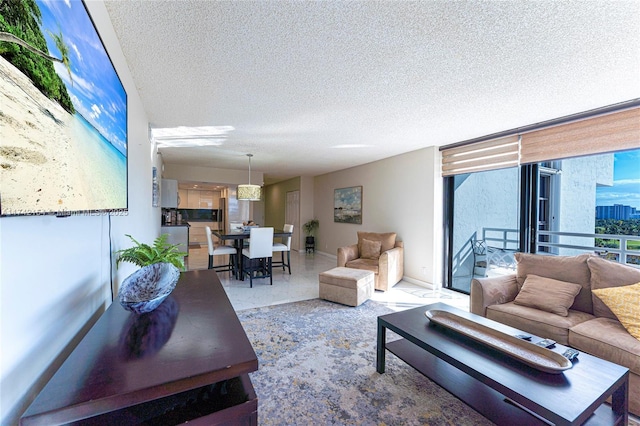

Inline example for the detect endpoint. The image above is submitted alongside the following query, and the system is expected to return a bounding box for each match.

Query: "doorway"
[286,190,300,251]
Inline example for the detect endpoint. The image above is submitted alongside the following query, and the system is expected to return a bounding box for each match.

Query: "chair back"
[205,226,215,255]
[282,224,294,250]
[248,227,274,258]
[472,239,487,256]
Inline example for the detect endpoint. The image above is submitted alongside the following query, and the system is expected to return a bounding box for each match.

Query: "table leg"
[235,239,244,280]
[611,374,629,425]
[376,320,386,373]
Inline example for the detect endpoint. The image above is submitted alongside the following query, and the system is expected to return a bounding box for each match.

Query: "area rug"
[237,299,494,425]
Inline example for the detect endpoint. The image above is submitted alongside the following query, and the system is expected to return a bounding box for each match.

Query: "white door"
[286,190,300,251]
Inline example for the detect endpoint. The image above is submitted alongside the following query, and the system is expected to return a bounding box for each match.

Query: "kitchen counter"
[161,225,189,253]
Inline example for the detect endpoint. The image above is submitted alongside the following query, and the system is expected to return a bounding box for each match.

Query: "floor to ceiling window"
[442,104,640,294]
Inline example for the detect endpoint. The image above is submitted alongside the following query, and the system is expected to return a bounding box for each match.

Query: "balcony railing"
[453,227,639,292]
[537,230,640,266]
[482,227,519,250]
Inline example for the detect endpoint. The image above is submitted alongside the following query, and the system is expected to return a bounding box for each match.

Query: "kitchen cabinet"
[180,189,222,209]
[160,179,178,208]
[187,221,219,245]
[199,190,214,208]
[186,190,199,208]
[189,221,221,247]
[178,189,188,208]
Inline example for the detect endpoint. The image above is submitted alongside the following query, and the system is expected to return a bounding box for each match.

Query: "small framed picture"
[152,167,159,207]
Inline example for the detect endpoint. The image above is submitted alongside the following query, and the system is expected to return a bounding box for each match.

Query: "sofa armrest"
[377,246,404,291]
[337,244,358,267]
[470,274,518,317]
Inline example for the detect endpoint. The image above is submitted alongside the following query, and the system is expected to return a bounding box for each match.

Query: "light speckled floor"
[185,245,470,312]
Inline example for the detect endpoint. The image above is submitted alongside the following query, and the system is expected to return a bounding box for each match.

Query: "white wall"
[0,3,159,424]
[314,146,442,285]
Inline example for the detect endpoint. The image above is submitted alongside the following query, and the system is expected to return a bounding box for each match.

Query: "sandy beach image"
[0,56,125,215]
[0,0,127,216]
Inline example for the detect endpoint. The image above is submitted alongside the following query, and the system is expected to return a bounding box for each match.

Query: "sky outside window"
[596,149,640,209]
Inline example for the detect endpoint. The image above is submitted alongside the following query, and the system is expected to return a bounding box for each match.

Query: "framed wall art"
[152,167,159,207]
[334,186,362,224]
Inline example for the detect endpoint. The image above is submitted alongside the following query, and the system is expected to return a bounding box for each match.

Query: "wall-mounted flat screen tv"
[0,0,127,217]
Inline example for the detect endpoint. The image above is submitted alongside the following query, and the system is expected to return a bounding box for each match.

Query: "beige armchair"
[337,232,404,291]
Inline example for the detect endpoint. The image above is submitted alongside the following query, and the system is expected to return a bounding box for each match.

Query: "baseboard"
[401,276,436,289]
[295,249,336,260]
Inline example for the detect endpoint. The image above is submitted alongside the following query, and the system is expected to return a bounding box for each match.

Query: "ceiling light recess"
[237,154,262,201]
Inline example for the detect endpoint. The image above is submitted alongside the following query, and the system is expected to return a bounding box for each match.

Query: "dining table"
[212,227,293,280]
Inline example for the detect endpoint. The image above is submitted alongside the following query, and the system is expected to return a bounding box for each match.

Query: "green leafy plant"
[303,219,319,237]
[116,234,187,271]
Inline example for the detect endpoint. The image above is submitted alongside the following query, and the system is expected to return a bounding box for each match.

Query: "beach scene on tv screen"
[0,0,127,216]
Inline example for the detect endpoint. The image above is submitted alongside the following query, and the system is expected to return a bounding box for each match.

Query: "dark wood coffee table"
[377,302,629,426]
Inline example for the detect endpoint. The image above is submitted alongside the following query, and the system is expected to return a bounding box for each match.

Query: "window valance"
[440,103,640,175]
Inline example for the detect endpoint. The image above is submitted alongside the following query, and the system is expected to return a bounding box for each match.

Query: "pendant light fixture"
[237,154,262,201]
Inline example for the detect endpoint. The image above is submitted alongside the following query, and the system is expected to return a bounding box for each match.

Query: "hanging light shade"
[237,154,262,201]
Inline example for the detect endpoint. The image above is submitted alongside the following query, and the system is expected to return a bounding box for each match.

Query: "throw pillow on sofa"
[592,282,640,340]
[588,256,640,320]
[513,274,582,317]
[514,253,593,313]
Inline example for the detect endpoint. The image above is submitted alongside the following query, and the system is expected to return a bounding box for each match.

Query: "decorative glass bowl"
[118,263,180,314]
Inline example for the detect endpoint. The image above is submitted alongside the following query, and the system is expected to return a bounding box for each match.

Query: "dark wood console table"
[20,269,258,425]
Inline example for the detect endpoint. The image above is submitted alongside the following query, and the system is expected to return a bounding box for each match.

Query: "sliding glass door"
[447,167,520,293]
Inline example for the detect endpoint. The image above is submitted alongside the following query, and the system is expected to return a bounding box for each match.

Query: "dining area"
[203,224,294,287]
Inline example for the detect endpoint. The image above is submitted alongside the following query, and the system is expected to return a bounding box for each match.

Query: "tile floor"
[185,244,470,312]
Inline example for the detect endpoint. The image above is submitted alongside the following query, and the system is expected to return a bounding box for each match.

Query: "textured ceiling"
[103,0,640,185]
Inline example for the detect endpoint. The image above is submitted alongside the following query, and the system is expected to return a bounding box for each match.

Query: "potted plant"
[116,234,187,270]
[115,234,187,314]
[302,219,319,253]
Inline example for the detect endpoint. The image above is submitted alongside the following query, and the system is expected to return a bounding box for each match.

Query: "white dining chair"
[241,227,274,287]
[205,226,236,275]
[272,224,293,274]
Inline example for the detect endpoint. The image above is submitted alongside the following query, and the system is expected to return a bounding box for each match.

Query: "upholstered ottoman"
[319,267,374,307]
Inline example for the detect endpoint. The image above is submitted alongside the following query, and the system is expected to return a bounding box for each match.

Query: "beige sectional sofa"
[470,253,640,416]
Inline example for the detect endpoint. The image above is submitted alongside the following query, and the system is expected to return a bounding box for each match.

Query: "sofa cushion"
[345,258,379,275]
[486,302,595,345]
[357,232,396,253]
[592,282,640,340]
[515,253,593,314]
[514,274,582,317]
[360,238,382,260]
[588,256,640,320]
[569,317,640,375]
